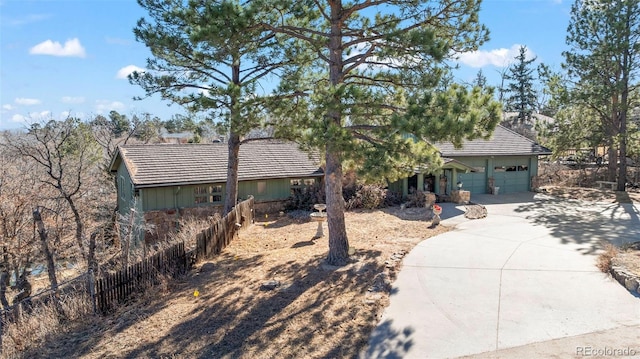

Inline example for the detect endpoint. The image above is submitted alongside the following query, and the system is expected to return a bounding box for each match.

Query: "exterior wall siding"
[116,161,135,216]
[389,155,540,197]
[455,157,489,194]
[238,178,293,202]
[137,176,323,212]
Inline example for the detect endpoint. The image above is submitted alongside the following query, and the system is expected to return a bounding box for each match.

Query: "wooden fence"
[192,196,254,262]
[95,243,187,313]
[94,196,254,313]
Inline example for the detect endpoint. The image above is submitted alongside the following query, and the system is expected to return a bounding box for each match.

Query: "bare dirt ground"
[12,184,639,359]
[19,207,449,359]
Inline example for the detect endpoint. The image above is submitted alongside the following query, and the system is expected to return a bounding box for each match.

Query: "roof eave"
[108,147,122,173]
[133,171,325,189]
[442,152,552,157]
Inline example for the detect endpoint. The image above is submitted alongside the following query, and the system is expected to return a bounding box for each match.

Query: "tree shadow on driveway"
[513,195,640,255]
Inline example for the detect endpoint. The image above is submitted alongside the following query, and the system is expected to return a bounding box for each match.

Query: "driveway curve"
[364,192,640,359]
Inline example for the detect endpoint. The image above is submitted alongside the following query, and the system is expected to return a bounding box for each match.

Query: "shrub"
[285,185,325,211]
[406,188,430,208]
[345,184,400,210]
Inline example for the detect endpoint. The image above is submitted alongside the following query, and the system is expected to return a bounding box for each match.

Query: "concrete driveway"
[363,192,640,359]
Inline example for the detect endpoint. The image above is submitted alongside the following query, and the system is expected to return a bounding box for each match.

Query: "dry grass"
[11,207,449,359]
[615,242,640,278]
[2,291,93,358]
[596,243,619,273]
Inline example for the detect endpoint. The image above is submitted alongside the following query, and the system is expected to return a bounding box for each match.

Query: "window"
[290,179,303,195]
[194,185,223,204]
[211,185,223,203]
[290,178,316,195]
[518,165,529,171]
[257,181,267,194]
[473,166,486,173]
[494,166,506,172]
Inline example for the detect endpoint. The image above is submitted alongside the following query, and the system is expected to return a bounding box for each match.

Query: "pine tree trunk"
[618,108,628,191]
[617,15,631,193]
[607,145,617,183]
[224,63,242,216]
[324,2,349,266]
[325,149,349,266]
[224,133,241,215]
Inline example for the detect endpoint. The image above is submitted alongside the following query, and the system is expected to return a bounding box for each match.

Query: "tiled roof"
[111,141,323,188]
[435,125,552,157]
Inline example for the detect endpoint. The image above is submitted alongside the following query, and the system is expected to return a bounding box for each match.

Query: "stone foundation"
[451,190,471,204]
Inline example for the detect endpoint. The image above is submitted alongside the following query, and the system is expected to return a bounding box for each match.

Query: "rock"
[624,277,639,292]
[369,273,391,293]
[260,280,281,291]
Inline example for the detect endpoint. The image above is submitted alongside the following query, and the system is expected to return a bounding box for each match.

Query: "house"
[109,140,323,242]
[389,125,552,197]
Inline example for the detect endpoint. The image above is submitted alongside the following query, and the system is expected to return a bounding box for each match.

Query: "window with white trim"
[194,185,223,204]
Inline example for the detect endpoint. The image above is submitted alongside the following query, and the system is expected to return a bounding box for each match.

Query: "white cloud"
[37,110,51,118]
[10,111,50,123]
[11,114,27,123]
[15,97,41,105]
[95,100,125,113]
[2,104,14,111]
[116,65,145,79]
[61,96,85,104]
[456,44,535,68]
[29,38,86,58]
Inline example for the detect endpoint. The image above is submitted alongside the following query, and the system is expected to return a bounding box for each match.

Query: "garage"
[491,158,531,194]
[394,125,552,198]
[457,158,488,194]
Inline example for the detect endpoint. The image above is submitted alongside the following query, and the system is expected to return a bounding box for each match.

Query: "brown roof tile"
[435,125,552,157]
[114,141,323,188]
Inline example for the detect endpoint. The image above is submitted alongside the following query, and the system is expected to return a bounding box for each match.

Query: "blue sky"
[0,0,571,130]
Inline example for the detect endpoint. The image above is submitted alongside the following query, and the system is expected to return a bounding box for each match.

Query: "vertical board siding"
[95,196,254,314]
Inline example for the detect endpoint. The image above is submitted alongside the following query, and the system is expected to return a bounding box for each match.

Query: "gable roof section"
[435,125,552,157]
[110,141,323,188]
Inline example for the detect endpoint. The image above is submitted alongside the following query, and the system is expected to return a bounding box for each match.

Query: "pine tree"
[262,0,501,265]
[563,0,640,189]
[131,0,295,214]
[473,69,487,89]
[504,46,538,125]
